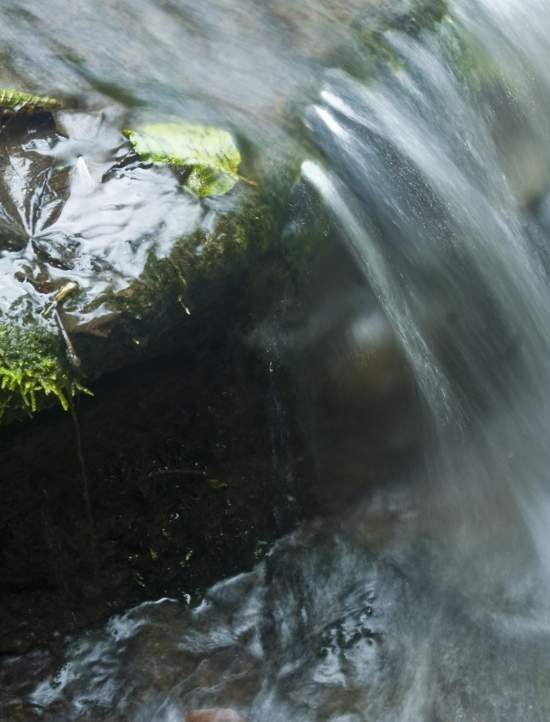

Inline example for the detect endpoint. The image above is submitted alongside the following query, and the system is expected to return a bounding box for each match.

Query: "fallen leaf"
[123,122,241,198]
[207,478,228,490]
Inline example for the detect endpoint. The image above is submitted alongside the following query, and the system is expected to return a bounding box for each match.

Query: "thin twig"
[54,308,81,368]
[237,174,258,187]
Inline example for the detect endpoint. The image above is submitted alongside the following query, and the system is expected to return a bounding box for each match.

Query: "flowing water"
[3,0,550,720]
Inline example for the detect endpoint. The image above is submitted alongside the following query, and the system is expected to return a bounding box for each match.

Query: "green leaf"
[0,88,63,113]
[123,122,241,198]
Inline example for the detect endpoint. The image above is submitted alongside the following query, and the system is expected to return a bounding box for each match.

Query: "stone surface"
[0,108,293,423]
[186,709,246,722]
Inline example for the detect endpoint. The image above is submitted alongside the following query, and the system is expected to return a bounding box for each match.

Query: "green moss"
[399,0,448,36]
[97,176,308,351]
[443,19,503,92]
[0,324,89,423]
[343,0,449,81]
[113,203,260,318]
[0,88,62,114]
[344,29,402,80]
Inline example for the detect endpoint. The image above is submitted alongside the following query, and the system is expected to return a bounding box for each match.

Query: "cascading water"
[3,1,550,721]
[302,0,550,569]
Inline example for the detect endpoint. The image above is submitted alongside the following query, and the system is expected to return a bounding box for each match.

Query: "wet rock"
[0,1,456,427]
[0,337,302,651]
[487,82,550,209]
[0,105,308,652]
[185,709,246,722]
[0,108,295,424]
[443,22,550,210]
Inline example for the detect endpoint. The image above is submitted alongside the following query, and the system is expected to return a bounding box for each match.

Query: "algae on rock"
[0,100,299,426]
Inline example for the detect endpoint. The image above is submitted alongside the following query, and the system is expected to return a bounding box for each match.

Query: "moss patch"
[399,0,449,36]
[443,19,504,93]
[109,186,287,326]
[0,324,88,423]
[0,88,62,114]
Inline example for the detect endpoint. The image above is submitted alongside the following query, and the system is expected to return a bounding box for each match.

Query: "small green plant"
[0,324,89,422]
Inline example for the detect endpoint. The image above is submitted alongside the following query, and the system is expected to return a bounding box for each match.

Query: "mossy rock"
[0,0,454,427]
[0,108,300,425]
[397,0,449,35]
[323,0,449,82]
[74,174,303,386]
[438,18,503,92]
[358,0,448,35]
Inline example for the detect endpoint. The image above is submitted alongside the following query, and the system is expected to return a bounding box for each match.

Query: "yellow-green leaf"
[123,122,241,198]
